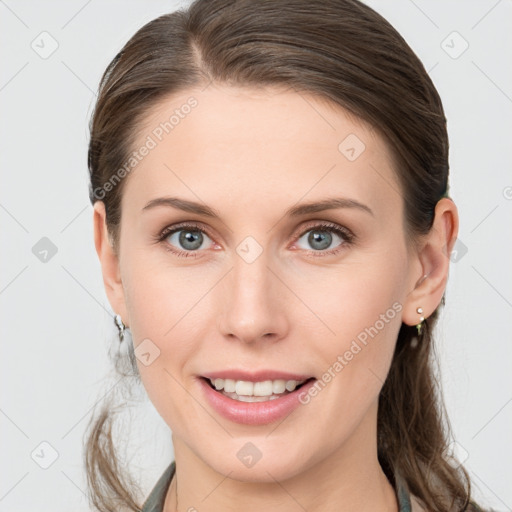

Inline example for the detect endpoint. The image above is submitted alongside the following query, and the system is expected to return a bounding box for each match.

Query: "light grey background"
[1,1,511,510]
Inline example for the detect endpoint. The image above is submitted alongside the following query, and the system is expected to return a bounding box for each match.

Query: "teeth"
[210,378,307,396]
[222,392,283,402]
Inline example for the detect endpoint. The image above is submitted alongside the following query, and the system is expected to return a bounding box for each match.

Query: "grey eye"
[296,229,343,251]
[167,229,212,251]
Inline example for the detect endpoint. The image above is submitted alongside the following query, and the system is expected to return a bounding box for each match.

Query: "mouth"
[200,376,316,402]
[198,375,319,425]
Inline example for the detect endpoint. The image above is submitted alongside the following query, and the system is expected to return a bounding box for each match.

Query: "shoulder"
[410,493,494,512]
[141,460,176,512]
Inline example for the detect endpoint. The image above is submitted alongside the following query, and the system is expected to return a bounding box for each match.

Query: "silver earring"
[114,314,126,342]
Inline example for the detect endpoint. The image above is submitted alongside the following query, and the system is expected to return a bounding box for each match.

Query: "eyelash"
[154,221,355,259]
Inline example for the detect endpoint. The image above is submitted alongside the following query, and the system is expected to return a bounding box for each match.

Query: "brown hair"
[84,1,483,510]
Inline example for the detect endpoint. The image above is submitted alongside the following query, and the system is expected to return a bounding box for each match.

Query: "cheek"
[121,257,205,405]
[290,260,403,398]
[289,255,403,338]
[121,251,230,367]
[123,247,213,335]
[293,280,402,445]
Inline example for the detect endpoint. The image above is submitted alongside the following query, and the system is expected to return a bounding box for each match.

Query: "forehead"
[123,84,401,219]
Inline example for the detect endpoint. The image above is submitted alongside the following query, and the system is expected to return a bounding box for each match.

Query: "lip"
[198,376,317,425]
[201,370,315,382]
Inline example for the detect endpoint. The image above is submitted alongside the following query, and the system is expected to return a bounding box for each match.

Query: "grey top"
[140,460,420,512]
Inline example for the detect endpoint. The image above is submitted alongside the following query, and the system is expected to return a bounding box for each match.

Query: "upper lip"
[201,370,315,382]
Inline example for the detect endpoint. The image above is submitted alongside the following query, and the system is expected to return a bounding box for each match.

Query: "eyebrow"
[286,197,374,217]
[141,196,374,218]
[142,196,219,217]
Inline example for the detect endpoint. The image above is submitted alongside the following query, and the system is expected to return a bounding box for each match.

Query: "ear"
[402,197,459,327]
[93,201,129,326]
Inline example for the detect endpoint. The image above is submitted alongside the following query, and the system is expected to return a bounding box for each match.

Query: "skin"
[93,84,458,512]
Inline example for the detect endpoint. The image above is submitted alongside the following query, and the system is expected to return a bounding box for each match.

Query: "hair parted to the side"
[84,1,485,511]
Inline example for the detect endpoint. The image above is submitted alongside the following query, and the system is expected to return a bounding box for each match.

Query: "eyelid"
[293,220,353,239]
[156,219,355,256]
[289,220,355,253]
[158,220,214,238]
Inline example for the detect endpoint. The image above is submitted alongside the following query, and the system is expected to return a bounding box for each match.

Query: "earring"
[410,307,425,348]
[114,313,126,343]
[416,307,425,336]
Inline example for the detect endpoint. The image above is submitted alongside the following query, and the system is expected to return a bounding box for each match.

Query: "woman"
[85,0,488,510]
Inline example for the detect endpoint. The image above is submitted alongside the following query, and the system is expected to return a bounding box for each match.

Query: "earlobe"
[402,198,459,327]
[93,201,129,324]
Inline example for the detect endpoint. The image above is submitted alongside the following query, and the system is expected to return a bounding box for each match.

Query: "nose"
[217,251,289,345]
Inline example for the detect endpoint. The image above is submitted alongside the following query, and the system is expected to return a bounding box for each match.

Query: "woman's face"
[95,84,430,481]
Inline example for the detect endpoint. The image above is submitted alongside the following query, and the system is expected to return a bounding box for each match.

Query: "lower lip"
[198,377,317,425]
